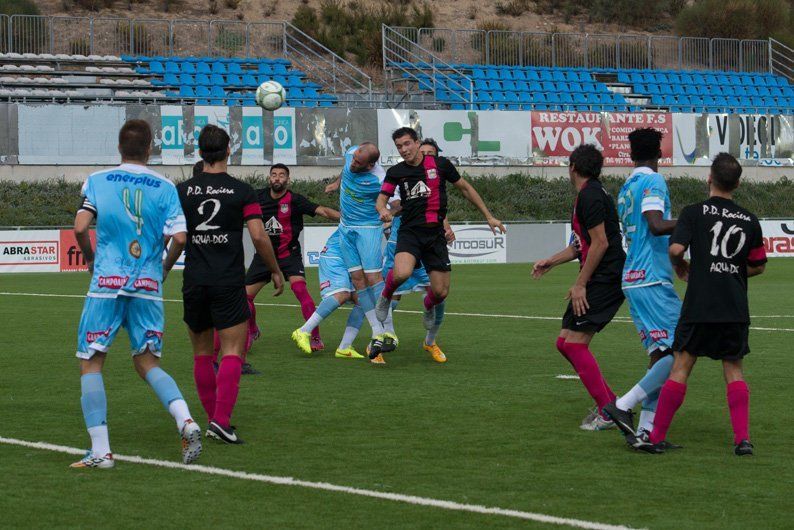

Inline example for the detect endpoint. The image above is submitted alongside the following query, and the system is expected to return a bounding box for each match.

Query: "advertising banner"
[761,220,794,257]
[0,230,61,272]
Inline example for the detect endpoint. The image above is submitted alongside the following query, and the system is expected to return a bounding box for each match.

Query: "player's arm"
[443,218,455,243]
[643,210,677,236]
[668,242,690,282]
[567,223,609,316]
[452,178,505,235]
[314,205,340,221]
[532,244,578,279]
[74,210,95,273]
[247,218,284,296]
[747,263,766,277]
[163,232,186,282]
[324,174,341,194]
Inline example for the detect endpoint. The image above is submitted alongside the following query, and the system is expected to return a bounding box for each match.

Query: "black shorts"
[562,280,625,333]
[182,284,250,333]
[395,224,451,273]
[673,322,750,360]
[245,251,305,285]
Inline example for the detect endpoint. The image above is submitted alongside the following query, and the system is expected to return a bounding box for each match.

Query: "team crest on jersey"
[426,169,438,180]
[280,204,289,214]
[129,239,142,259]
[405,181,431,200]
[265,216,283,235]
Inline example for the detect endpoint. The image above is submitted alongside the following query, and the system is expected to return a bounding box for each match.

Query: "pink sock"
[727,380,750,444]
[423,290,445,311]
[555,337,575,368]
[562,342,614,410]
[193,355,216,423]
[213,355,243,428]
[650,379,687,444]
[381,269,399,300]
[246,294,259,336]
[291,282,320,339]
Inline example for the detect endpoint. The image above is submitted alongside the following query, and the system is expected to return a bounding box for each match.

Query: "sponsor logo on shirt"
[265,217,284,235]
[106,173,161,188]
[86,327,112,343]
[191,233,229,244]
[98,275,129,289]
[649,329,669,341]
[623,269,646,282]
[405,181,431,200]
[145,330,163,339]
[320,280,331,289]
[133,278,159,292]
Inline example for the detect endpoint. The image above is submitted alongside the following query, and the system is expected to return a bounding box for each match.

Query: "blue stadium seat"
[148,61,165,74]
[179,74,196,86]
[196,62,211,75]
[524,70,540,82]
[180,62,196,75]
[165,62,180,74]
[178,86,195,98]
[242,74,258,87]
[227,63,243,75]
[274,64,289,76]
[211,62,227,74]
[501,80,517,91]
[210,86,225,98]
[195,86,211,98]
[209,73,225,86]
[195,74,210,86]
[541,81,555,92]
[227,74,242,87]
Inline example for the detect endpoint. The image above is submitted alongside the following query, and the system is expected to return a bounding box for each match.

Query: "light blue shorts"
[76,295,164,359]
[319,255,353,299]
[624,283,682,354]
[339,224,384,274]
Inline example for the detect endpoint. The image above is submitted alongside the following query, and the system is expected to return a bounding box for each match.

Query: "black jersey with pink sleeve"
[571,178,626,284]
[380,155,461,228]
[671,196,767,324]
[177,172,262,286]
[257,189,318,259]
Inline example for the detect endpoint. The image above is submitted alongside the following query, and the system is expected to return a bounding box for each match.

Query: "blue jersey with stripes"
[79,163,186,299]
[340,145,386,227]
[617,167,673,289]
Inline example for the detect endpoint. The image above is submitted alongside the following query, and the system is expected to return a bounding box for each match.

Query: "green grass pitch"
[1,262,792,529]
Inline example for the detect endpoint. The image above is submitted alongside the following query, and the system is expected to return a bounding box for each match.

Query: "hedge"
[2,174,792,227]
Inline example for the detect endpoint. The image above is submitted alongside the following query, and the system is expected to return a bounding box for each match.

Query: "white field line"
[1,291,792,332]
[0,436,642,530]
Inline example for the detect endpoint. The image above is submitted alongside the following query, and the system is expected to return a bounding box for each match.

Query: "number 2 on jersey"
[196,199,221,231]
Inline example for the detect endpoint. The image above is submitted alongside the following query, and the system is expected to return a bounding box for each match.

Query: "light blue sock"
[338,304,365,350]
[638,389,660,432]
[434,300,446,326]
[300,296,341,333]
[80,373,107,429]
[637,353,674,396]
[642,389,660,413]
[425,301,446,344]
[369,281,385,301]
[145,367,184,409]
[356,289,375,312]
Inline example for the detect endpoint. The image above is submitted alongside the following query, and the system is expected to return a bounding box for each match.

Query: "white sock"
[88,425,111,456]
[615,384,648,412]
[338,326,360,350]
[383,306,395,334]
[365,309,384,337]
[168,399,192,430]
[300,312,323,333]
[638,410,655,433]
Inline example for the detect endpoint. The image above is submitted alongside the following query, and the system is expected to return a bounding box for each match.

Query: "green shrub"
[3,175,792,227]
[495,0,531,17]
[0,0,44,54]
[675,0,792,40]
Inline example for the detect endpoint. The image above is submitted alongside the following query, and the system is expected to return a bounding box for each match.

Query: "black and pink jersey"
[177,172,262,286]
[257,189,319,259]
[380,155,461,228]
[571,178,625,284]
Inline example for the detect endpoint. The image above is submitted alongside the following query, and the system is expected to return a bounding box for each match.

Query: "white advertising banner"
[0,230,61,272]
[761,220,794,257]
[159,105,187,165]
[302,225,338,268]
[272,106,297,165]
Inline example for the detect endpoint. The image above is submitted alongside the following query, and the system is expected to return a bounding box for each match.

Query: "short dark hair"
[270,163,290,176]
[711,152,742,192]
[392,127,418,142]
[198,124,230,164]
[569,144,603,179]
[118,119,152,161]
[420,138,442,154]
[628,128,663,162]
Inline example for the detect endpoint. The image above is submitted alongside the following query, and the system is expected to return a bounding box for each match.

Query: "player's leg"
[71,297,123,469]
[293,290,350,354]
[337,293,366,359]
[724,358,752,455]
[188,327,217,423]
[244,253,273,349]
[645,349,696,448]
[341,226,384,345]
[560,328,616,415]
[128,297,201,464]
[289,276,323,348]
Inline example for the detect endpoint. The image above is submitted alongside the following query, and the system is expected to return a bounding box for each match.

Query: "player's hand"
[324,180,340,194]
[379,210,393,223]
[272,271,285,296]
[532,259,553,279]
[383,221,393,239]
[674,260,690,282]
[487,216,506,235]
[566,284,589,317]
[444,226,456,244]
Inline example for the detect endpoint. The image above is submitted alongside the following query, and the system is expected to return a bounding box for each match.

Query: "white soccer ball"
[255,80,286,111]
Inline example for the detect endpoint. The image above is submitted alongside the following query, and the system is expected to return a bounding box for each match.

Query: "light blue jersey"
[340,145,386,227]
[80,163,186,300]
[617,167,673,289]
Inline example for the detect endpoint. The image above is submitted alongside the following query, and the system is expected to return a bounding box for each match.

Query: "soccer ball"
[255,80,286,111]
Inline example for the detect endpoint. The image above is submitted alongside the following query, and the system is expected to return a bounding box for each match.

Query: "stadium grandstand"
[0,15,791,112]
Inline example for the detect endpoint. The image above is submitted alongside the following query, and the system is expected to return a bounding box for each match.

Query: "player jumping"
[178,125,284,445]
[632,153,767,456]
[601,128,683,449]
[71,119,201,468]
[532,144,625,431]
[375,127,505,363]
[246,164,339,353]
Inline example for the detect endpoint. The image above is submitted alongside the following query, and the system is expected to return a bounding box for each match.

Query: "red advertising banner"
[59,229,96,272]
[530,111,673,166]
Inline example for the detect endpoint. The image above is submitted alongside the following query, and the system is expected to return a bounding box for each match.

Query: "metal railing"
[771,38,794,82]
[382,25,473,108]
[386,26,775,73]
